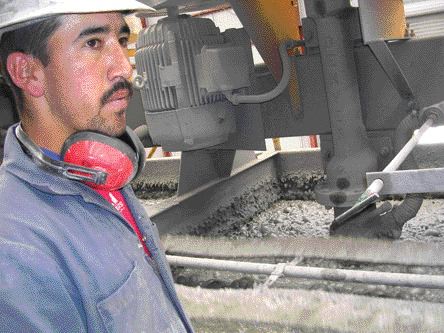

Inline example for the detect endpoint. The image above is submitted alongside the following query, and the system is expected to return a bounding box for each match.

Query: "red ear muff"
[61,130,139,191]
[15,124,145,191]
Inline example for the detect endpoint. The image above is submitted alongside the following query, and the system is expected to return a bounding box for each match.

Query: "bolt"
[329,192,347,205]
[379,146,390,158]
[336,178,350,190]
[408,100,419,114]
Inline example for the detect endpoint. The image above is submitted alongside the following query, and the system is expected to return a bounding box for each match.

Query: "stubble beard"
[87,111,126,137]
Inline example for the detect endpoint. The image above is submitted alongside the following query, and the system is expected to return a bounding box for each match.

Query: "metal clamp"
[261,263,286,289]
[261,257,303,289]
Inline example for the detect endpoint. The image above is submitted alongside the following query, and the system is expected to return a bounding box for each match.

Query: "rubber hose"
[391,113,423,227]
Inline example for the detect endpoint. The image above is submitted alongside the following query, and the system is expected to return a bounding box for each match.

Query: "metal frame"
[148,149,322,234]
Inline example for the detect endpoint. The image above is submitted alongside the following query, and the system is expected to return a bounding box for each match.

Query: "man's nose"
[107,41,133,81]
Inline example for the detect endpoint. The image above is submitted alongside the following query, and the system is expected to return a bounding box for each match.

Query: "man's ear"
[6,52,45,98]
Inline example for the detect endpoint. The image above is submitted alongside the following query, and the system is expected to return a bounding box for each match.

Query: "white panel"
[404,0,444,17]
[404,1,444,38]
[407,12,444,37]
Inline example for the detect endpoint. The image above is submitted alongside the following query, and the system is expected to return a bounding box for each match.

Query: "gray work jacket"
[0,125,194,333]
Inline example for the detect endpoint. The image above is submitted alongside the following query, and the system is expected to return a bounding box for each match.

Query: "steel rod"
[167,255,444,290]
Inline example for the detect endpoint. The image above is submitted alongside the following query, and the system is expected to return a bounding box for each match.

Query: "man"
[0,1,194,332]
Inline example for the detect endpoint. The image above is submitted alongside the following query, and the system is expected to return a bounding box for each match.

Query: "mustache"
[101,80,133,106]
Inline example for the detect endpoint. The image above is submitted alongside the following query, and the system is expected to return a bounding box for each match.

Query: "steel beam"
[148,150,323,234]
[149,152,279,233]
[303,2,378,207]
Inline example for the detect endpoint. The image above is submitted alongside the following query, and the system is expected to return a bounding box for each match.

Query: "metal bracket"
[367,167,444,195]
[368,40,416,105]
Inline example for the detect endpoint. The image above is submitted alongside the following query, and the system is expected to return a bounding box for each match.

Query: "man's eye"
[119,37,129,48]
[86,39,101,48]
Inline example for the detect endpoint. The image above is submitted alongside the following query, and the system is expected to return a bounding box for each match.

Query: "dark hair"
[0,16,62,113]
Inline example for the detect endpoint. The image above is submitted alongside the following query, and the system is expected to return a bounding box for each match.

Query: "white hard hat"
[0,0,155,35]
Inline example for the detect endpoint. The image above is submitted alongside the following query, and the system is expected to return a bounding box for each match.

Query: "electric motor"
[135,14,253,151]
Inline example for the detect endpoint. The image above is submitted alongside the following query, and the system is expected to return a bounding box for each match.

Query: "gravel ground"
[144,195,444,303]
[205,199,444,243]
[139,175,444,304]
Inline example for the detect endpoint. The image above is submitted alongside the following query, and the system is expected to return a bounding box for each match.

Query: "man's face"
[42,13,133,138]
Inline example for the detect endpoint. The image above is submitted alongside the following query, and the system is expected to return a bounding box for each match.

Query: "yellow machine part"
[232,0,301,78]
[359,0,406,43]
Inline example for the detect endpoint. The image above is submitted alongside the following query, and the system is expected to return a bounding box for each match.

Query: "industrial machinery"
[2,0,444,238]
[132,0,444,238]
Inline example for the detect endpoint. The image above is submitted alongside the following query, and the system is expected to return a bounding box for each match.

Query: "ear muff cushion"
[61,131,139,190]
[119,126,146,180]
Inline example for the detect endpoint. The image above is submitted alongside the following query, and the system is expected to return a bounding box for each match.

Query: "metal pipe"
[224,40,300,105]
[167,255,444,290]
[162,235,444,267]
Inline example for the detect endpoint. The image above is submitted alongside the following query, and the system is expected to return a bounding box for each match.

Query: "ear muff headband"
[15,124,108,185]
[121,127,146,179]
